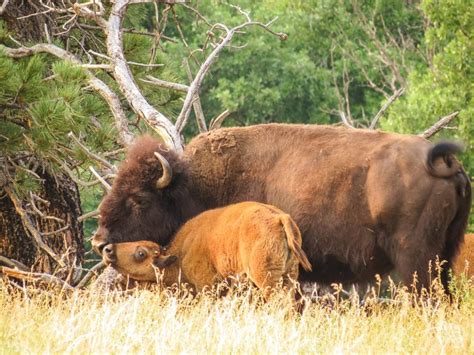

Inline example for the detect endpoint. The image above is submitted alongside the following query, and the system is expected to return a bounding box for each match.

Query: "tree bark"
[0,1,63,41]
[0,161,84,279]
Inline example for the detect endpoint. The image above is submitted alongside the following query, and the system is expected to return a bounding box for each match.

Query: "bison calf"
[102,201,312,299]
[453,234,474,280]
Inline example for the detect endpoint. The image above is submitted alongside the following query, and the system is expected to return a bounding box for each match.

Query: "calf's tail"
[279,215,312,272]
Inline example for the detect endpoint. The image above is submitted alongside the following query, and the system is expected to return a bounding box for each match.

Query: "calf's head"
[102,240,177,281]
[92,135,199,254]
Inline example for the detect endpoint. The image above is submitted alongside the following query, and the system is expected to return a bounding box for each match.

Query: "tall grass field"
[1,275,473,354]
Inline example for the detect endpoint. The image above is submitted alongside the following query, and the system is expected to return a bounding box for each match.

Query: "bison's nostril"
[102,244,116,264]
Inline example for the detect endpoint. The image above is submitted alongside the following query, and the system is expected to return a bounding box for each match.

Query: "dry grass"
[1,275,473,354]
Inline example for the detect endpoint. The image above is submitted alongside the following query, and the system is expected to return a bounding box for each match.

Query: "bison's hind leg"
[392,227,450,293]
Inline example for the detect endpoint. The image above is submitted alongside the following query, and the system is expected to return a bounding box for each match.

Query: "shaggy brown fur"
[452,234,474,280]
[95,135,202,250]
[102,202,312,299]
[94,124,471,291]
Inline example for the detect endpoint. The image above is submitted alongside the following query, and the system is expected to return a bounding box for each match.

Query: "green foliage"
[380,0,473,229]
[383,0,473,161]
[0,52,115,160]
[164,0,425,132]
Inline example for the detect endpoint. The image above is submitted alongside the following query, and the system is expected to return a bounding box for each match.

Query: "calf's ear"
[154,255,178,268]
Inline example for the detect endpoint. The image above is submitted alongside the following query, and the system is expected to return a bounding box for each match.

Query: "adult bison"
[93,124,471,290]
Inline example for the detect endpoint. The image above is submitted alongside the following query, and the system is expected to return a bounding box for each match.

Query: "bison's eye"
[134,248,148,262]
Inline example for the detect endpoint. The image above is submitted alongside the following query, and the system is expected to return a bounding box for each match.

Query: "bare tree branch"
[28,192,66,223]
[78,23,178,42]
[175,14,286,132]
[6,157,42,181]
[209,110,231,130]
[172,6,200,66]
[1,266,74,291]
[369,88,405,129]
[142,75,189,92]
[143,72,210,131]
[184,58,207,133]
[419,111,460,139]
[49,155,114,189]
[41,225,71,237]
[71,0,107,27]
[339,111,356,129]
[0,256,29,272]
[88,49,165,68]
[103,148,126,157]
[76,261,106,288]
[174,25,234,132]
[0,0,9,15]
[105,0,184,152]
[3,185,66,268]
[330,47,355,128]
[89,166,112,191]
[68,132,117,172]
[78,209,100,222]
[181,3,214,28]
[81,63,111,70]
[85,81,134,147]
[342,61,354,126]
[128,61,164,68]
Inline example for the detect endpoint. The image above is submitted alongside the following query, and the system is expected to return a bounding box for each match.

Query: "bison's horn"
[154,152,173,189]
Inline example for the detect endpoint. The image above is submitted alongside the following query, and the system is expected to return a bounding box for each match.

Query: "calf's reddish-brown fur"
[94,124,471,291]
[452,234,474,280]
[102,202,312,298]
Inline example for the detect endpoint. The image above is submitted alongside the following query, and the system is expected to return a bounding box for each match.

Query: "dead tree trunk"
[0,160,83,280]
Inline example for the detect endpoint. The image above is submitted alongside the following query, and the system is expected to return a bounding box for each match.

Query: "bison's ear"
[153,255,178,268]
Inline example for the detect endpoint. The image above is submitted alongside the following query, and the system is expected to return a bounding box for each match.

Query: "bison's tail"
[426,142,464,178]
[280,215,312,272]
[441,172,471,290]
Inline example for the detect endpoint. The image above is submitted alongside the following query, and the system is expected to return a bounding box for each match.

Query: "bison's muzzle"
[102,244,117,265]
